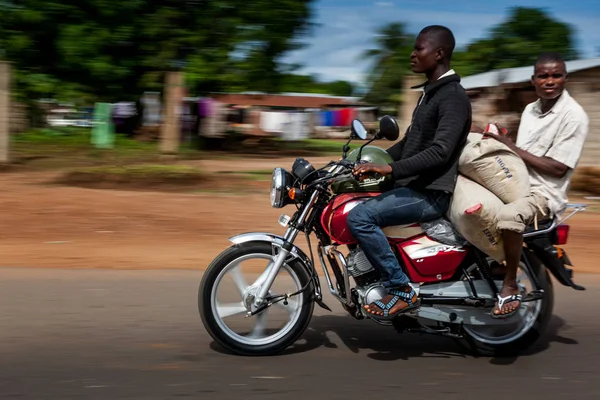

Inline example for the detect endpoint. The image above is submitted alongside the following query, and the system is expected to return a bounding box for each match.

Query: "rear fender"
[525,236,585,291]
[229,232,330,310]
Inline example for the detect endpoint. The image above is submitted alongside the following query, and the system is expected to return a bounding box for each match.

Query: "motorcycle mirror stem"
[355,130,381,162]
[343,119,371,159]
[342,134,354,159]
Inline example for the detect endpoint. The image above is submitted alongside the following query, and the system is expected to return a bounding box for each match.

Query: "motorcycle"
[198,115,587,357]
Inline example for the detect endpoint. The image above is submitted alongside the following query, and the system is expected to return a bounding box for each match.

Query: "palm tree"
[362,22,415,109]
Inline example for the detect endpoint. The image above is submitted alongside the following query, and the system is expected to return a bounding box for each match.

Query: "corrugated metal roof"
[459,57,600,90]
[214,91,361,102]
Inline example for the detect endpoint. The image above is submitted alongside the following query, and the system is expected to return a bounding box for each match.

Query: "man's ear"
[436,48,444,61]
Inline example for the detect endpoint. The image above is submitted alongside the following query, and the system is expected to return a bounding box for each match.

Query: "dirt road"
[1,156,598,274]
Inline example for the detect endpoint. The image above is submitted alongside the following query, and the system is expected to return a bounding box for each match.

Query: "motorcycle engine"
[346,248,387,306]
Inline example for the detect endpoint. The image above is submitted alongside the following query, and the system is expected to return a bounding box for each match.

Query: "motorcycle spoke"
[229,264,248,297]
[216,302,247,318]
[248,311,268,339]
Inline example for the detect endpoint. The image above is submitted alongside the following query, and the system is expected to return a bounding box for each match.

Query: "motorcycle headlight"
[270,168,294,208]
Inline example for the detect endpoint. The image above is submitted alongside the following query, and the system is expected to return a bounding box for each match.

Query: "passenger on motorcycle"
[484,52,589,319]
[347,25,472,319]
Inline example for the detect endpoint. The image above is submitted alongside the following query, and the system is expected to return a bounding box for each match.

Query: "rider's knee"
[347,203,369,228]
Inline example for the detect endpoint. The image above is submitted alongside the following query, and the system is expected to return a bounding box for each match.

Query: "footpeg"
[521,289,544,303]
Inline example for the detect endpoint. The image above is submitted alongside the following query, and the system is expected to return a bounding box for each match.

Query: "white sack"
[459,133,530,204]
[447,175,505,262]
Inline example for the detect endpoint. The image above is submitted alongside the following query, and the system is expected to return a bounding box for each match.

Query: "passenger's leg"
[493,193,549,318]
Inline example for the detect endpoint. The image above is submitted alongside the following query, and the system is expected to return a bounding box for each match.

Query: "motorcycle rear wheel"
[198,242,315,356]
[459,251,554,357]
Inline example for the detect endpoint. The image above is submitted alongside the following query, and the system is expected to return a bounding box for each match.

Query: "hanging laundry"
[200,101,226,138]
[281,113,311,141]
[347,108,357,124]
[322,111,334,127]
[260,111,287,133]
[313,111,326,127]
[198,98,207,118]
[339,108,353,126]
[332,109,344,127]
[141,92,161,127]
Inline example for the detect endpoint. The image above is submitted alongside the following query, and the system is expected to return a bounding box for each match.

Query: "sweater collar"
[410,72,461,94]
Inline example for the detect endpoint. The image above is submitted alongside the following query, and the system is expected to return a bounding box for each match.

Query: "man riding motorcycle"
[347,25,472,319]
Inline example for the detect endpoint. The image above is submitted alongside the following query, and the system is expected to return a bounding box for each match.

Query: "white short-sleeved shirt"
[516,90,589,216]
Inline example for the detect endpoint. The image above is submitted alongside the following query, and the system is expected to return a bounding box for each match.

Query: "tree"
[452,7,578,77]
[361,7,580,110]
[0,0,317,105]
[361,22,415,109]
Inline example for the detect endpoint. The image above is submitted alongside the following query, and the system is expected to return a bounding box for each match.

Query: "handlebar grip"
[353,171,382,181]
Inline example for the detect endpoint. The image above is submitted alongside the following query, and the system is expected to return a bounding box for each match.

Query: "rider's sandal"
[364,286,421,320]
[490,293,523,319]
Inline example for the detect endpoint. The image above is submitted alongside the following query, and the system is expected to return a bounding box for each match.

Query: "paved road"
[1,267,599,399]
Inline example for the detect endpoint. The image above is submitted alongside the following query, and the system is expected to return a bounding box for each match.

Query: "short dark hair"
[535,52,567,72]
[419,25,456,58]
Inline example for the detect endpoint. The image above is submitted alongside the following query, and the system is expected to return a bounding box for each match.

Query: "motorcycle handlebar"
[314,159,383,184]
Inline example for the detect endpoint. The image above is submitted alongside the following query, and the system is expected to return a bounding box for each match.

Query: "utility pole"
[160,71,183,155]
[399,75,422,141]
[0,62,10,165]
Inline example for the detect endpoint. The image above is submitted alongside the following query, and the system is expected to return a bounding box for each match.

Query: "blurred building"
[189,92,379,140]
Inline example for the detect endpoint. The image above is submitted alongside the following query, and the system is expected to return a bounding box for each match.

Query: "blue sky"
[283,0,600,87]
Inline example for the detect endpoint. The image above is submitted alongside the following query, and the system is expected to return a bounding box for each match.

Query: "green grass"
[271,138,360,155]
[58,164,206,186]
[13,127,153,149]
[10,127,202,170]
[71,164,204,176]
[9,126,364,172]
[218,169,272,181]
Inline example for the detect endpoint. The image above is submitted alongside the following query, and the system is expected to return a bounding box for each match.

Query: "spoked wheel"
[459,253,553,356]
[198,242,314,356]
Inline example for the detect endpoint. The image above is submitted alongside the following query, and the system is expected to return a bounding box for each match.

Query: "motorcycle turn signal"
[288,188,305,201]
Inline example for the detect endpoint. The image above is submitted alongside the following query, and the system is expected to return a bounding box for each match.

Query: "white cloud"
[284,4,599,85]
[285,6,503,83]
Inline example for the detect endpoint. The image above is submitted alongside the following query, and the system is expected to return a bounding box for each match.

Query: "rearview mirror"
[351,119,368,140]
[378,115,399,141]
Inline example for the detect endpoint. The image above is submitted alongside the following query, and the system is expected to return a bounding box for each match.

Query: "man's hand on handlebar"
[352,163,393,181]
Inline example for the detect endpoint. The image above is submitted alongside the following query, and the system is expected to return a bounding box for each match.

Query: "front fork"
[251,190,320,307]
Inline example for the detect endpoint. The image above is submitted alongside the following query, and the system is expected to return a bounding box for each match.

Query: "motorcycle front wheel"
[198,241,315,356]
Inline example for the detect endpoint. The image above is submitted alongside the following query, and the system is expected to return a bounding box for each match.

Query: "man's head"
[531,52,568,100]
[410,25,455,74]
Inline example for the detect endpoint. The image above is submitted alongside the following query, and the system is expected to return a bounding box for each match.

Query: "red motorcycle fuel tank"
[320,193,425,245]
[320,193,379,245]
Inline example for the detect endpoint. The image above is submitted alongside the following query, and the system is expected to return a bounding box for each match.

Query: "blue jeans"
[347,187,451,287]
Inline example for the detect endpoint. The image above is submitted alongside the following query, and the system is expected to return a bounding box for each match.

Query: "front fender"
[229,232,313,267]
[228,232,330,311]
